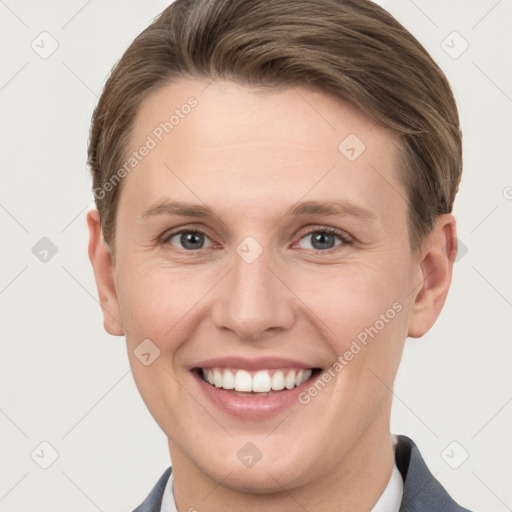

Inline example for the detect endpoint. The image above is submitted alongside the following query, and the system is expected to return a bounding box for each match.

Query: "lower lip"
[193,370,317,419]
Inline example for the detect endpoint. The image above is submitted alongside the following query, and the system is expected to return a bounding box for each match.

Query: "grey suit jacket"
[133,435,473,511]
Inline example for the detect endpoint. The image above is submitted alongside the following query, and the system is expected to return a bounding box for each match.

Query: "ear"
[408,214,457,338]
[87,209,124,336]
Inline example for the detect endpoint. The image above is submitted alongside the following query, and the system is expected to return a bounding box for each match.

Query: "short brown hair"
[88,0,462,257]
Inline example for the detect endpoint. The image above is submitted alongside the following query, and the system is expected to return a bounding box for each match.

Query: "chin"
[211,463,307,494]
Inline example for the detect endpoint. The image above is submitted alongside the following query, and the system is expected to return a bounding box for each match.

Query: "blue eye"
[297,230,346,250]
[167,231,213,250]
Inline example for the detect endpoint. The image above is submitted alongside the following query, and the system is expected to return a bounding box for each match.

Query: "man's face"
[105,79,423,489]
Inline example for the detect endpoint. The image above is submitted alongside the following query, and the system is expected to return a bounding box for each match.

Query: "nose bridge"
[211,243,294,339]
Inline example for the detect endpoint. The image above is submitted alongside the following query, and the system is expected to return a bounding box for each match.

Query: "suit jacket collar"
[133,435,472,512]
[395,435,471,511]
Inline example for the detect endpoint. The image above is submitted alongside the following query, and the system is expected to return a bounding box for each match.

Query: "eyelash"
[160,225,352,253]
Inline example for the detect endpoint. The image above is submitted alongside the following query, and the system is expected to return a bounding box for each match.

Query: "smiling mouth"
[195,367,322,396]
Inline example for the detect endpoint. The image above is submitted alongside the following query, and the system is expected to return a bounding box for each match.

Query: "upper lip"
[192,357,318,371]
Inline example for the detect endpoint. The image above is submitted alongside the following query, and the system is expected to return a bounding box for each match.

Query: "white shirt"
[160,438,403,512]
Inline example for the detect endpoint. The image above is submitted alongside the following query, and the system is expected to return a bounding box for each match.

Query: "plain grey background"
[0,0,511,510]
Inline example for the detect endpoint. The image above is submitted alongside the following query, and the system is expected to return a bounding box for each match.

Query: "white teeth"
[253,371,272,392]
[284,371,296,390]
[234,370,252,392]
[302,369,312,382]
[201,367,313,392]
[271,370,285,390]
[223,369,235,389]
[214,368,223,387]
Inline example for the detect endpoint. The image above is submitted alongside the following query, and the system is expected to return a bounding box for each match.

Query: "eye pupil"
[311,232,335,250]
[181,232,204,250]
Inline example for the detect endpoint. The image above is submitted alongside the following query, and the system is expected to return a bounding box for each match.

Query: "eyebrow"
[139,201,217,220]
[287,200,375,219]
[139,199,376,221]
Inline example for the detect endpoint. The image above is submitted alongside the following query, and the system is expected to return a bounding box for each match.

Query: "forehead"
[119,78,406,226]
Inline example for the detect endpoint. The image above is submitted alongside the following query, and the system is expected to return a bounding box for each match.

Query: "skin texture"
[87,78,457,511]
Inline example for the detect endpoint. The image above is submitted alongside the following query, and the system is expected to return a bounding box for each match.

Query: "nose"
[211,248,295,341]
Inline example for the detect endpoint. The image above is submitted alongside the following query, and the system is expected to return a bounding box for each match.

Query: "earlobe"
[87,209,125,336]
[408,214,457,338]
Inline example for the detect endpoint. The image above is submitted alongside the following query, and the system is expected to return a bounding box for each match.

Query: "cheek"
[292,261,410,401]
[116,261,214,344]
[294,262,408,340]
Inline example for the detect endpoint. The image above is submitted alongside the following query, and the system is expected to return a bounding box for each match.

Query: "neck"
[169,415,394,512]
